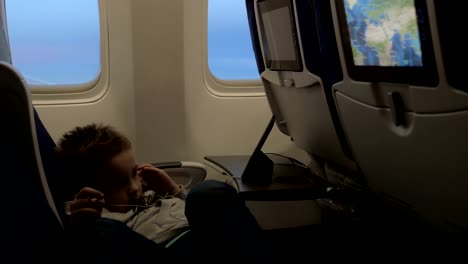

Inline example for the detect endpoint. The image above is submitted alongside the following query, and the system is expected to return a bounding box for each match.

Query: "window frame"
[5,0,110,105]
[203,0,265,97]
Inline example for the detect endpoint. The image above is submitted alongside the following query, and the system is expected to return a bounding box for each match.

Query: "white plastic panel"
[253,0,357,173]
[336,91,468,228]
[263,72,353,170]
[329,0,468,229]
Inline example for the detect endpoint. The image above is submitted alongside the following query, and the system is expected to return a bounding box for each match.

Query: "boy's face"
[96,149,143,212]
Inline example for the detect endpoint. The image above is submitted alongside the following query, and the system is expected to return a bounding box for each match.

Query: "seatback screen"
[258,0,302,71]
[344,0,422,67]
[336,0,438,86]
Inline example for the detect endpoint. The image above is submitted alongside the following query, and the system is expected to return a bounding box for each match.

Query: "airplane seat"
[245,0,361,186]
[150,161,207,191]
[248,0,468,231]
[329,0,468,232]
[246,0,466,259]
[0,61,65,261]
[33,109,71,221]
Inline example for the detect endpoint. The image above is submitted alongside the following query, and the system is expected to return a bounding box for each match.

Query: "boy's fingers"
[75,187,104,199]
[137,164,152,170]
[69,198,105,212]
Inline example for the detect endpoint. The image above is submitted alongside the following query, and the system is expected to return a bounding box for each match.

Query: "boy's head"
[55,124,142,211]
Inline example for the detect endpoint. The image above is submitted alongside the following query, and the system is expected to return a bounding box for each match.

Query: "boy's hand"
[68,187,105,226]
[137,164,180,196]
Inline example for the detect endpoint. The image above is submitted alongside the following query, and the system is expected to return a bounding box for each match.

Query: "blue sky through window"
[208,0,260,80]
[5,1,257,84]
[6,0,100,85]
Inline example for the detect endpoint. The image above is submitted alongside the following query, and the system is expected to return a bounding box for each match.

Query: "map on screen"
[343,0,423,67]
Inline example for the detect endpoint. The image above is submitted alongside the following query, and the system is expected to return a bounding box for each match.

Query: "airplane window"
[5,0,101,86]
[208,0,260,80]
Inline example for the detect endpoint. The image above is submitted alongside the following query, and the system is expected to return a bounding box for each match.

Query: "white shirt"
[102,188,189,244]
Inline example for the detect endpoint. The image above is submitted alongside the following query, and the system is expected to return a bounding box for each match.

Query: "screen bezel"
[335,0,438,86]
[257,0,303,72]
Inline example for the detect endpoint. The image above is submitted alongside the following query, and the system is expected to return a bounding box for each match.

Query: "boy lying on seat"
[56,123,270,262]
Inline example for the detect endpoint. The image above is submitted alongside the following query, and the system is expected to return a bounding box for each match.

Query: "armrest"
[151,161,207,190]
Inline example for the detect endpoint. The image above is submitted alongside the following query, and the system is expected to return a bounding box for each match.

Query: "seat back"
[34,109,72,221]
[246,0,468,230]
[330,0,468,230]
[0,62,64,261]
[245,0,360,182]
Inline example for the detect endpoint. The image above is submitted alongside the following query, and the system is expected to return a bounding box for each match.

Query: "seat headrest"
[0,62,63,226]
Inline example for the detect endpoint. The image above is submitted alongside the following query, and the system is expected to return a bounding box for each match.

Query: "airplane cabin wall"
[34,0,309,166]
[34,0,136,147]
[132,0,188,163]
[133,0,309,164]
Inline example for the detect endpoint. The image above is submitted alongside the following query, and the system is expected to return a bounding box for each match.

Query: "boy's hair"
[55,123,131,195]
